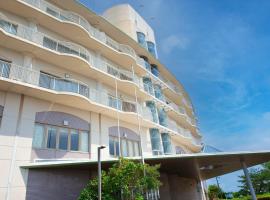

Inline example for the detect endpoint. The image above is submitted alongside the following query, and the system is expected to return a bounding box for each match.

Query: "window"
[146,101,159,123]
[154,84,165,102]
[161,133,172,155]
[0,59,11,78]
[32,124,45,148]
[0,19,17,35]
[151,64,159,77]
[136,32,147,49]
[109,136,140,157]
[80,131,89,152]
[0,105,3,127]
[147,41,157,58]
[150,128,163,155]
[175,146,186,154]
[140,56,151,71]
[47,126,57,149]
[143,77,154,96]
[158,108,168,127]
[70,130,79,151]
[58,128,68,150]
[32,123,89,152]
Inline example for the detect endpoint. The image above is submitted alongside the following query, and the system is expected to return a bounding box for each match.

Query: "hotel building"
[0,1,269,200]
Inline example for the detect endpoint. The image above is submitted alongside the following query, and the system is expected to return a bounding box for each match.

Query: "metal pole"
[98,146,105,200]
[241,160,257,200]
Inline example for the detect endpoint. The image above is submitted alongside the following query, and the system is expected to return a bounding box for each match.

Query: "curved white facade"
[0,1,202,199]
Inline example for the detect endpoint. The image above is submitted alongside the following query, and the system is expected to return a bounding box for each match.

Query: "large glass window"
[70,130,79,151]
[158,108,168,127]
[154,84,165,102]
[150,128,163,155]
[32,124,45,148]
[109,136,140,157]
[137,32,147,49]
[0,19,17,35]
[0,60,11,78]
[151,64,159,77]
[161,133,172,155]
[146,101,159,123]
[59,128,68,150]
[32,123,89,152]
[143,77,154,96]
[140,56,151,71]
[47,126,57,149]
[147,41,157,58]
[80,131,89,152]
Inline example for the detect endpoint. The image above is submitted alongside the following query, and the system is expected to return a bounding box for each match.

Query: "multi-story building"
[0,1,269,200]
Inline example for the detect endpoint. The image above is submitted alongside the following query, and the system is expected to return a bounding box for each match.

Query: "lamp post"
[98,146,106,200]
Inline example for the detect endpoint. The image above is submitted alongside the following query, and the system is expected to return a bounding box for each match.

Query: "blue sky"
[79,0,270,192]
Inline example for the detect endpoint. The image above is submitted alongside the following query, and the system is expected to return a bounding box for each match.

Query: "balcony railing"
[21,0,135,58]
[0,60,138,113]
[20,0,186,98]
[0,17,199,143]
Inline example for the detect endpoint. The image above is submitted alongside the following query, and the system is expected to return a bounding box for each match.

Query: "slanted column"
[241,160,257,200]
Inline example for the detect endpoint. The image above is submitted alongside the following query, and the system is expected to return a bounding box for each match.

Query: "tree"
[238,162,270,195]
[208,184,226,200]
[78,158,161,200]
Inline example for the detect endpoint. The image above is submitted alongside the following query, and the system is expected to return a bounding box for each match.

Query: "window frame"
[32,122,90,153]
[109,135,140,158]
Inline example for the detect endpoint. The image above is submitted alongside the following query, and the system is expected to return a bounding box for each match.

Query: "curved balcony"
[0,17,199,137]
[20,0,136,58]
[0,60,201,150]
[8,0,185,100]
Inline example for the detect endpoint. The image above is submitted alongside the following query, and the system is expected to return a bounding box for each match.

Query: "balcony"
[21,0,136,58]
[0,60,200,150]
[0,60,138,114]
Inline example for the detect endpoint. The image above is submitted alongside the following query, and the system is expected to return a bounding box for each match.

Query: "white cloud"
[160,35,189,54]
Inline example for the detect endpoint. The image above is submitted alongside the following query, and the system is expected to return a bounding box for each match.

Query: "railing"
[21,0,136,58]
[0,16,198,144]
[0,60,138,113]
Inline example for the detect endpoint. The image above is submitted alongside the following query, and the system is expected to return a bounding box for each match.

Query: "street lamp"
[98,145,106,200]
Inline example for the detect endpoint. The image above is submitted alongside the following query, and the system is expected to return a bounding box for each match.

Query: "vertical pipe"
[115,78,121,157]
[131,65,145,164]
[241,160,257,200]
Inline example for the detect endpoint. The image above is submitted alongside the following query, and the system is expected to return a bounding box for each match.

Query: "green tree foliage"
[208,184,226,200]
[238,162,270,195]
[78,158,161,200]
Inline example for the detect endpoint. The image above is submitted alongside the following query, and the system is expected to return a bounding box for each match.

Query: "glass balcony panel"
[122,101,136,113]
[143,77,154,96]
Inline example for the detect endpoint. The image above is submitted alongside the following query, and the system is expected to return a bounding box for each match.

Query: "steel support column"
[241,160,257,200]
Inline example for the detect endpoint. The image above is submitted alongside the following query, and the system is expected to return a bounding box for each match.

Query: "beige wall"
[103,4,156,45]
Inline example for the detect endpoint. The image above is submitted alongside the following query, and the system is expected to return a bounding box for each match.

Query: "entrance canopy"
[21,151,270,180]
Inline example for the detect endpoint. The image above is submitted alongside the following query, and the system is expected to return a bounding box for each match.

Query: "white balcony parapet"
[21,0,135,58]
[0,60,138,114]
[0,14,199,144]
[20,0,185,98]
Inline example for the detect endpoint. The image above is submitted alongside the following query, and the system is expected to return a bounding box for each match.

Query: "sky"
[79,0,270,192]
